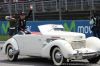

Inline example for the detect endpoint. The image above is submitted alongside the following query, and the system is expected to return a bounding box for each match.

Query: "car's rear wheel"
[52,47,66,66]
[88,56,100,63]
[6,45,18,61]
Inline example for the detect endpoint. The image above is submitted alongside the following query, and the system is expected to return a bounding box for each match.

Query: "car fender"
[86,37,100,51]
[41,39,75,58]
[2,38,19,54]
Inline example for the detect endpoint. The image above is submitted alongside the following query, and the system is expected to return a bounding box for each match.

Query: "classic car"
[2,24,100,66]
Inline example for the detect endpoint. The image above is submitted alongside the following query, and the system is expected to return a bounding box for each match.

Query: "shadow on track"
[0,56,93,66]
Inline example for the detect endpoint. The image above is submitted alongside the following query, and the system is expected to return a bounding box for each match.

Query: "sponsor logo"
[0,21,10,34]
[63,20,92,35]
[63,20,76,32]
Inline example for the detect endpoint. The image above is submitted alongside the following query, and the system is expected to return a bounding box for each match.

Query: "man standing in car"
[18,5,33,33]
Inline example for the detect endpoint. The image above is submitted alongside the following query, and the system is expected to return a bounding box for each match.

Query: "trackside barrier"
[0,20,92,37]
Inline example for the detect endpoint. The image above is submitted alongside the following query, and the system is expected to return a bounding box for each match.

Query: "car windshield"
[54,28,65,31]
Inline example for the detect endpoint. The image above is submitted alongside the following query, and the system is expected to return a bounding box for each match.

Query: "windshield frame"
[53,28,65,31]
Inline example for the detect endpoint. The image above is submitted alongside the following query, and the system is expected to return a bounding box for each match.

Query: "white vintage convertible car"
[2,24,100,65]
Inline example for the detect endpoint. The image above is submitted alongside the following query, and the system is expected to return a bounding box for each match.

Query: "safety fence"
[0,0,100,15]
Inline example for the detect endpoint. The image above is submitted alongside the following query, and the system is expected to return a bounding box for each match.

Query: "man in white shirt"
[90,16,97,37]
[90,15,100,38]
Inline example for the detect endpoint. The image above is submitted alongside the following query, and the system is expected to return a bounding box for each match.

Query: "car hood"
[43,31,85,39]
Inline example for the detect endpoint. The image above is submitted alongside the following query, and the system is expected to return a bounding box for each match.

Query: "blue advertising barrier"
[0,20,92,37]
[0,21,10,35]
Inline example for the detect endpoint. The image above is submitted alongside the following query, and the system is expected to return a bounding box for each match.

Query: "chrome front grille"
[71,40,86,49]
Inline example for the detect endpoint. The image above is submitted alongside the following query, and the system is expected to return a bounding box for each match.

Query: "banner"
[0,20,92,37]
[0,21,10,35]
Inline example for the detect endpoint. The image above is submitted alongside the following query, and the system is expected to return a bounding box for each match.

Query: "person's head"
[19,12,25,20]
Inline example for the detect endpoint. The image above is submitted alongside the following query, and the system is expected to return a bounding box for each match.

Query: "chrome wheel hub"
[54,51,63,63]
[55,52,62,59]
[8,49,13,56]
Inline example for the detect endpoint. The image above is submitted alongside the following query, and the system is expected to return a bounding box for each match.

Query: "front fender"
[86,37,100,51]
[41,39,75,58]
[2,38,19,54]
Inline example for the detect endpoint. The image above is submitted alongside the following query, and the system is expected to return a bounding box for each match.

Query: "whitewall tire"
[6,45,18,61]
[52,47,66,66]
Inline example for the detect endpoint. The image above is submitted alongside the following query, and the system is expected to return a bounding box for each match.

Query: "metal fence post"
[32,1,35,21]
[22,2,24,12]
[92,0,94,10]
[55,0,58,11]
[81,0,84,11]
[15,2,17,14]
[8,0,12,16]
[65,0,67,11]
[58,0,62,20]
[42,1,45,12]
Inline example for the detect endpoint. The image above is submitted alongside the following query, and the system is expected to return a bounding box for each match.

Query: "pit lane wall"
[0,20,92,37]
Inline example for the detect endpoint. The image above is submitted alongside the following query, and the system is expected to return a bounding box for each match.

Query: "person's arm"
[25,10,32,20]
[25,5,33,20]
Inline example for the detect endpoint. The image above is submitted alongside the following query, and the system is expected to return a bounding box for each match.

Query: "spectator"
[90,15,100,38]
[95,16,100,38]
[90,15,97,37]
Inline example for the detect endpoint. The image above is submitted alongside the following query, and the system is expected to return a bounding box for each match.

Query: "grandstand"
[0,0,100,20]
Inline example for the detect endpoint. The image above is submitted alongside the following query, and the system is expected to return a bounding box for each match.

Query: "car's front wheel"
[88,56,100,63]
[52,47,66,66]
[6,45,18,61]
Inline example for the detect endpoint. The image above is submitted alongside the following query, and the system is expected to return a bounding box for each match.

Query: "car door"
[15,34,43,56]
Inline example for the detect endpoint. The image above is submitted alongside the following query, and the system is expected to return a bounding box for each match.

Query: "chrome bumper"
[70,51,100,60]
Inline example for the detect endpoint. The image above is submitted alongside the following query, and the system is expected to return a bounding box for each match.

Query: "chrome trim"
[71,40,86,49]
[72,52,100,60]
